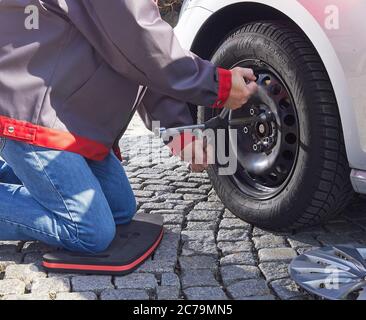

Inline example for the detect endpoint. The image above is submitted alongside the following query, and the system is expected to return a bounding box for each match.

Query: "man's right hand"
[225,67,258,110]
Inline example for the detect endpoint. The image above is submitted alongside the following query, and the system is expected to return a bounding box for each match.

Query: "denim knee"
[70,219,116,254]
[125,197,137,223]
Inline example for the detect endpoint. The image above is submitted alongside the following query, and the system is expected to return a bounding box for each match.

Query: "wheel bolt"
[253,144,258,152]
[243,127,249,134]
[250,108,256,116]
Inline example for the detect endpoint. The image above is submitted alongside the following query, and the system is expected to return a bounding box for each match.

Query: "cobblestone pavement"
[1,116,366,300]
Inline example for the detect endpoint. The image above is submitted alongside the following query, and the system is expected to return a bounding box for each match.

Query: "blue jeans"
[0,138,136,253]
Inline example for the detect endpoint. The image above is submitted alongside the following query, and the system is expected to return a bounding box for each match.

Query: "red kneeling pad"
[42,214,164,276]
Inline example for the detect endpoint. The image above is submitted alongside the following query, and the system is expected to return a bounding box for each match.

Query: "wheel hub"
[227,59,300,199]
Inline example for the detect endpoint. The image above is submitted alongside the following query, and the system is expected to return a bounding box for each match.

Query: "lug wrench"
[160,108,273,137]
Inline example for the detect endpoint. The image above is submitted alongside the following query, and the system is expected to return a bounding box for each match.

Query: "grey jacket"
[0,0,229,160]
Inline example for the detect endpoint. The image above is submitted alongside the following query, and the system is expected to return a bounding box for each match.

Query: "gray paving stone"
[176,188,207,195]
[4,264,47,285]
[181,270,219,289]
[0,279,25,296]
[144,185,175,193]
[101,289,149,300]
[181,241,219,257]
[0,253,23,272]
[141,202,175,210]
[222,209,237,219]
[287,235,321,249]
[157,286,180,300]
[31,278,70,294]
[219,218,251,230]
[188,172,209,179]
[179,256,217,272]
[270,278,304,300]
[150,209,185,215]
[171,182,198,188]
[183,194,208,201]
[184,287,227,300]
[258,248,297,262]
[137,173,165,180]
[71,276,113,293]
[115,273,158,290]
[3,293,51,300]
[56,292,97,300]
[153,248,178,262]
[252,227,270,237]
[217,229,249,242]
[188,178,211,184]
[227,279,271,299]
[253,234,287,249]
[161,273,180,288]
[241,295,276,300]
[136,259,176,274]
[217,241,253,254]
[259,262,290,282]
[162,214,184,225]
[141,180,170,187]
[186,210,221,222]
[221,265,261,286]
[181,230,215,243]
[220,252,256,266]
[194,202,225,211]
[186,221,216,231]
[174,204,194,212]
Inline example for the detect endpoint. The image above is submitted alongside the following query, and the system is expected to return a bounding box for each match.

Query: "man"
[0,1,257,253]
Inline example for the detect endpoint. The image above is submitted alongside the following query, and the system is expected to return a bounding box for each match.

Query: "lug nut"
[250,108,256,116]
[253,144,258,152]
[243,127,249,134]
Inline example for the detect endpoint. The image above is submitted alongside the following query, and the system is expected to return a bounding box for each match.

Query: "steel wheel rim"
[227,59,300,200]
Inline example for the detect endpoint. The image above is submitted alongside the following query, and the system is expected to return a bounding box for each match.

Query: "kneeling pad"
[42,214,164,276]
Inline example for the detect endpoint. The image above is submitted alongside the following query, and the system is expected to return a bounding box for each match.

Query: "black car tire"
[199,21,354,231]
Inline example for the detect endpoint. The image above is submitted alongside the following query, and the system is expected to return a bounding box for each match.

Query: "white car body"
[175,0,366,193]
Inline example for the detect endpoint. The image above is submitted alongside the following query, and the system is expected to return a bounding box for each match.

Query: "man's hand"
[225,67,258,110]
[168,136,213,173]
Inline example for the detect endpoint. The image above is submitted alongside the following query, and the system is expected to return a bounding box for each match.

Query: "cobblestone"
[227,279,271,299]
[4,264,47,286]
[157,286,180,300]
[258,248,297,262]
[56,292,98,300]
[71,276,113,293]
[220,265,261,286]
[179,256,218,272]
[0,279,26,296]
[101,289,150,300]
[220,252,257,266]
[31,278,70,294]
[181,270,219,289]
[184,287,228,300]
[115,273,157,290]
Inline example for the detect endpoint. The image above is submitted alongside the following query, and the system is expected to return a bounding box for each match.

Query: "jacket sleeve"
[59,0,231,108]
[138,88,196,154]
[138,89,194,132]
